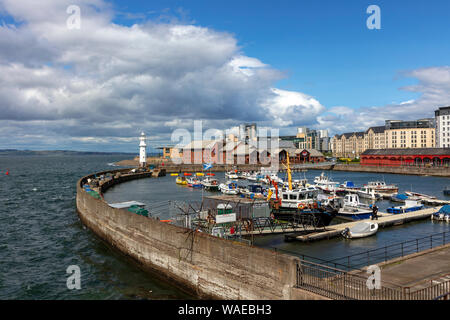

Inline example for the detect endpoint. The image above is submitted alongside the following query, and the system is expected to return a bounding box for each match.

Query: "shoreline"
[114,158,450,177]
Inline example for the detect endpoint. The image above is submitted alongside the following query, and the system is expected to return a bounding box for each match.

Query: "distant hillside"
[0,149,138,156]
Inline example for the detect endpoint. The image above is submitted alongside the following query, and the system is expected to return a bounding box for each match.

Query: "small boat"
[196,172,204,176]
[390,193,411,203]
[176,176,188,185]
[225,171,239,179]
[443,187,450,196]
[170,173,179,176]
[404,191,436,200]
[386,200,424,214]
[336,194,373,220]
[356,186,381,200]
[219,181,240,195]
[240,184,266,199]
[431,205,450,222]
[202,177,219,191]
[342,221,378,239]
[365,181,398,194]
[187,177,203,188]
[314,172,340,193]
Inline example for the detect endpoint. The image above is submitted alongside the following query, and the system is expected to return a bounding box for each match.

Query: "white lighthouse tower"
[139,132,147,168]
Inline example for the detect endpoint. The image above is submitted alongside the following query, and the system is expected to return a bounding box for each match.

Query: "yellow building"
[332,119,436,158]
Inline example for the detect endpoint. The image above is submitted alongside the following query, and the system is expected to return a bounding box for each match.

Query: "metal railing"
[296,260,405,300]
[296,259,450,300]
[328,231,450,271]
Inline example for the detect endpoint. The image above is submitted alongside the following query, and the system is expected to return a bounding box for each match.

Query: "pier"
[288,207,439,242]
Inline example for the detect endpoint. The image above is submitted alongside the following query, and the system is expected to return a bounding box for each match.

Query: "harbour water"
[2,155,450,299]
[0,155,194,299]
[104,169,450,264]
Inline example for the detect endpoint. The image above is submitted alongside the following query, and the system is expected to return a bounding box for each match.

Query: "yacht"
[356,186,382,200]
[314,172,340,193]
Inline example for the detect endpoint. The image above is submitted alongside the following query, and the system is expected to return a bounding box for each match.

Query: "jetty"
[286,206,439,242]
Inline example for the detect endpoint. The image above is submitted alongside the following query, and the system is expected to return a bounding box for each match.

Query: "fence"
[327,231,450,271]
[296,259,450,300]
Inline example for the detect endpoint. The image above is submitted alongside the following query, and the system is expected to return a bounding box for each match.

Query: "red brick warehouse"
[361,148,450,167]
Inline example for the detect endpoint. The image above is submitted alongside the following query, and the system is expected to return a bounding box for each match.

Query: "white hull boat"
[342,221,378,239]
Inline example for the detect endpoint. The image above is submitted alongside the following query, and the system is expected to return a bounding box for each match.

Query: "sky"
[0,0,449,152]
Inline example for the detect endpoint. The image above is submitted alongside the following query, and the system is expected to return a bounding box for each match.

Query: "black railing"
[328,231,450,271]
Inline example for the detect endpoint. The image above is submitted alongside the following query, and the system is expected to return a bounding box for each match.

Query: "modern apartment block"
[281,127,330,153]
[435,106,450,148]
[332,119,436,158]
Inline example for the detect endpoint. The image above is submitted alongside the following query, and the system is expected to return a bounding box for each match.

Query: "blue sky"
[111,0,450,109]
[0,0,449,152]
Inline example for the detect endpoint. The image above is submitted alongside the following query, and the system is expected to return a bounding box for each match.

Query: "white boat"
[336,194,373,220]
[202,177,219,191]
[365,181,398,194]
[356,186,382,200]
[272,186,319,210]
[432,205,450,222]
[342,221,378,239]
[314,172,340,193]
[219,181,240,195]
[404,191,436,200]
[225,171,239,179]
[386,200,424,214]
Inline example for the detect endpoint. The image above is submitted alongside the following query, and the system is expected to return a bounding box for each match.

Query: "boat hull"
[271,207,335,227]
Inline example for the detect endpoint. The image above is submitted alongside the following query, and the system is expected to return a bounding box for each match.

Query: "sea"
[1,155,450,299]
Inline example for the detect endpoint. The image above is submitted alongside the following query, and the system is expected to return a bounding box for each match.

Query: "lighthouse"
[139,132,147,168]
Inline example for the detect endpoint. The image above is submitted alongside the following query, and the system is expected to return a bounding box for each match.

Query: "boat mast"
[286,151,292,191]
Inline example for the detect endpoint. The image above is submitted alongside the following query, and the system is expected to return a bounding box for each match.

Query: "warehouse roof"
[361,148,450,156]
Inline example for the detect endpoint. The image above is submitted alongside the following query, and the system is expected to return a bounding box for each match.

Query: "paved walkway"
[379,244,450,290]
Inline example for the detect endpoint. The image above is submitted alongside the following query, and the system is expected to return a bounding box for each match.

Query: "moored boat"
[342,221,378,239]
[336,194,373,220]
[386,199,424,214]
[202,177,219,191]
[365,181,398,194]
[431,205,450,222]
[176,176,188,185]
[219,181,240,195]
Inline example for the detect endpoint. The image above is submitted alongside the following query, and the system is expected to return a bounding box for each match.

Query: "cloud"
[317,66,450,135]
[0,0,329,150]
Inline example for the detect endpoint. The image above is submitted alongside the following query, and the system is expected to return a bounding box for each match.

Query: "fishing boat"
[202,177,219,191]
[267,152,336,226]
[187,177,203,188]
[386,199,424,214]
[365,181,398,194]
[240,184,266,199]
[341,221,378,239]
[219,181,239,195]
[336,194,373,220]
[431,205,450,222]
[176,176,188,185]
[356,186,381,200]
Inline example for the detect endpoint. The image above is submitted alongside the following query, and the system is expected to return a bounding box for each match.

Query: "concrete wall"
[76,170,325,299]
[333,164,450,177]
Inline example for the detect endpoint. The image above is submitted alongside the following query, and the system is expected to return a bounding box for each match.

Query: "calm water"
[0,155,194,300]
[104,169,450,263]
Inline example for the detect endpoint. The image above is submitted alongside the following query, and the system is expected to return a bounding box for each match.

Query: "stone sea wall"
[76,169,324,299]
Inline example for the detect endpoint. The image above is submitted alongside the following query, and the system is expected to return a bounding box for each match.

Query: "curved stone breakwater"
[75,168,324,300]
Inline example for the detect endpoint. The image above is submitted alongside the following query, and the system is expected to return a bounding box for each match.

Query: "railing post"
[401,242,404,257]
[416,239,419,253]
